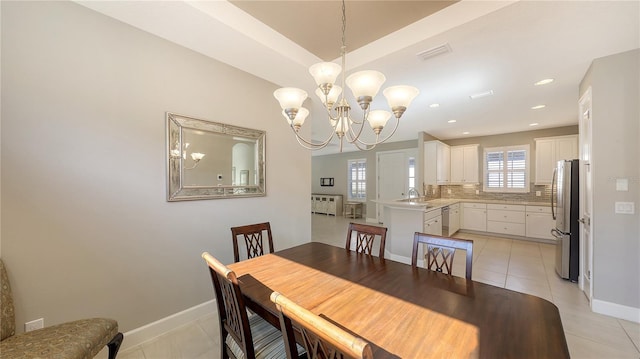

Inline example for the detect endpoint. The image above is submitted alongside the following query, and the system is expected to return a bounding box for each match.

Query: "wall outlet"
[536,191,541,197]
[447,189,452,194]
[475,190,480,195]
[432,189,436,195]
[25,318,44,332]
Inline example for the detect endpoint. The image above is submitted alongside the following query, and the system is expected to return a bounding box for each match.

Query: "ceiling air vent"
[416,43,451,61]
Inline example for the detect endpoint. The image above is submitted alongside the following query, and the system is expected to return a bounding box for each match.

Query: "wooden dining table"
[227,242,570,358]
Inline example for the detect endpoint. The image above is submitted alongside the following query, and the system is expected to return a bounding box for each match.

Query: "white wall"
[580,49,639,319]
[1,1,310,333]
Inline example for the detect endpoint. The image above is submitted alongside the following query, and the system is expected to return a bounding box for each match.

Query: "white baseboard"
[385,252,411,265]
[120,300,216,351]
[592,299,640,323]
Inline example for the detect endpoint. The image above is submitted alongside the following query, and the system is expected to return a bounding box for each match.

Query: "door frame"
[578,86,593,302]
[376,149,417,223]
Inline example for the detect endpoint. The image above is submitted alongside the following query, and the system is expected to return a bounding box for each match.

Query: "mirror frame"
[166,112,266,201]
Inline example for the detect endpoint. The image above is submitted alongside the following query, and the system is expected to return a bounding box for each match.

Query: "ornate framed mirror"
[166,112,265,201]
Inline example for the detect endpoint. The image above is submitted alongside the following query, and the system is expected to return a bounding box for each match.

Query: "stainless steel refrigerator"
[551,159,580,282]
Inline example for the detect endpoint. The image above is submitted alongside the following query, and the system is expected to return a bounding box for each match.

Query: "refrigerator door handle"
[551,228,564,239]
[551,168,557,220]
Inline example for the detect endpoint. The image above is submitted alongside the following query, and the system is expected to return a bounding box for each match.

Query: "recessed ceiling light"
[447,120,456,123]
[535,78,554,86]
[469,90,494,100]
[531,105,546,110]
[429,103,440,108]
[462,131,470,135]
[529,123,539,127]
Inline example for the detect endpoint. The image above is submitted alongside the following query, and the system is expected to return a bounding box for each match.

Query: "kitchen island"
[374,198,553,263]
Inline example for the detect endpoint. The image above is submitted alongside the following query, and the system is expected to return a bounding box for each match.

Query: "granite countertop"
[374,198,551,211]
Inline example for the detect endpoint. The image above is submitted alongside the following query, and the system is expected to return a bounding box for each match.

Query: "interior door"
[579,87,593,301]
[377,151,407,223]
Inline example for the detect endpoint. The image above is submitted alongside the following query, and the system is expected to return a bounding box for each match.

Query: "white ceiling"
[77,1,639,155]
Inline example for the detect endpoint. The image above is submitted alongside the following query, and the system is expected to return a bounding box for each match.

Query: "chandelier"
[273,0,419,152]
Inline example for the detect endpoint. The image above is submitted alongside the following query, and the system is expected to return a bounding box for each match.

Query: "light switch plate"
[615,202,635,214]
[536,191,541,196]
[616,178,629,191]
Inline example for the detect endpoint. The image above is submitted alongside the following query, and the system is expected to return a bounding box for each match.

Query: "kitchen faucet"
[407,187,420,199]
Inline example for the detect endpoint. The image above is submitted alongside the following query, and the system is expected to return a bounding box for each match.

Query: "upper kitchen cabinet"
[424,140,450,185]
[534,135,578,184]
[450,144,479,184]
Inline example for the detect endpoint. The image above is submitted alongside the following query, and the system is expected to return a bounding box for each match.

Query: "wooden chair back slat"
[231,222,274,262]
[345,223,387,258]
[411,233,474,280]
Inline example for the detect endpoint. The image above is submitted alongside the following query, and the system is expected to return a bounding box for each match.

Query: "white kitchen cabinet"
[461,203,486,231]
[448,203,461,236]
[424,141,450,185]
[534,135,578,184]
[450,144,479,184]
[486,204,526,236]
[424,208,443,236]
[525,205,555,239]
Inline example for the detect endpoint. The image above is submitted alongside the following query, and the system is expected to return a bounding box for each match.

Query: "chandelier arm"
[345,107,370,144]
[351,117,401,146]
[289,124,336,150]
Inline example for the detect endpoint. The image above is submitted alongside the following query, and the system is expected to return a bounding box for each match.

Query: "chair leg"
[107,332,124,359]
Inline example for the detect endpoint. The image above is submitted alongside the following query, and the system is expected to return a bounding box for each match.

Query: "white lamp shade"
[273,87,308,110]
[309,62,342,86]
[383,85,420,108]
[315,85,342,106]
[367,110,392,129]
[282,107,309,127]
[190,152,205,161]
[345,70,386,98]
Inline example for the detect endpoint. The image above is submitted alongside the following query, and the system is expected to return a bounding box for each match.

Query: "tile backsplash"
[425,183,551,203]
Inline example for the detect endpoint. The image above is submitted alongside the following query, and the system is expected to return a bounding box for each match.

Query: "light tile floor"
[109,214,640,358]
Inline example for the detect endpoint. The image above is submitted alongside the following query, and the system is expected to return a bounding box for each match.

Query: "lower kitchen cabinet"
[462,203,487,232]
[525,206,555,240]
[424,208,443,236]
[486,204,526,236]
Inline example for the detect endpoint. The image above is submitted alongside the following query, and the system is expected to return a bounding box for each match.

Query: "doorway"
[376,149,417,223]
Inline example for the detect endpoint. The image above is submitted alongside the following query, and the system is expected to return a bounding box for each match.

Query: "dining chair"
[411,232,474,280]
[0,259,123,359]
[231,222,274,263]
[202,252,304,359]
[270,291,373,359]
[345,222,388,258]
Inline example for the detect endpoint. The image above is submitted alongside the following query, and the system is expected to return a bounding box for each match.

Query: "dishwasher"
[441,206,450,236]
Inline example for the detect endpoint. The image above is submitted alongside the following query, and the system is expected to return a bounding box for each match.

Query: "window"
[483,145,530,193]
[347,159,366,201]
[408,157,416,189]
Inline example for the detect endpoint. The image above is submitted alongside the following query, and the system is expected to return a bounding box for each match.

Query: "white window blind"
[348,159,366,201]
[408,157,416,189]
[483,145,530,193]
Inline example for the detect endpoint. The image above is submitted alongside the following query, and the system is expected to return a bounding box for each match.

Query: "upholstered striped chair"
[202,252,305,359]
[0,258,123,359]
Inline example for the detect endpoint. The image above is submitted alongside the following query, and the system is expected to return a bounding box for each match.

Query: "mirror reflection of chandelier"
[273,0,419,152]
